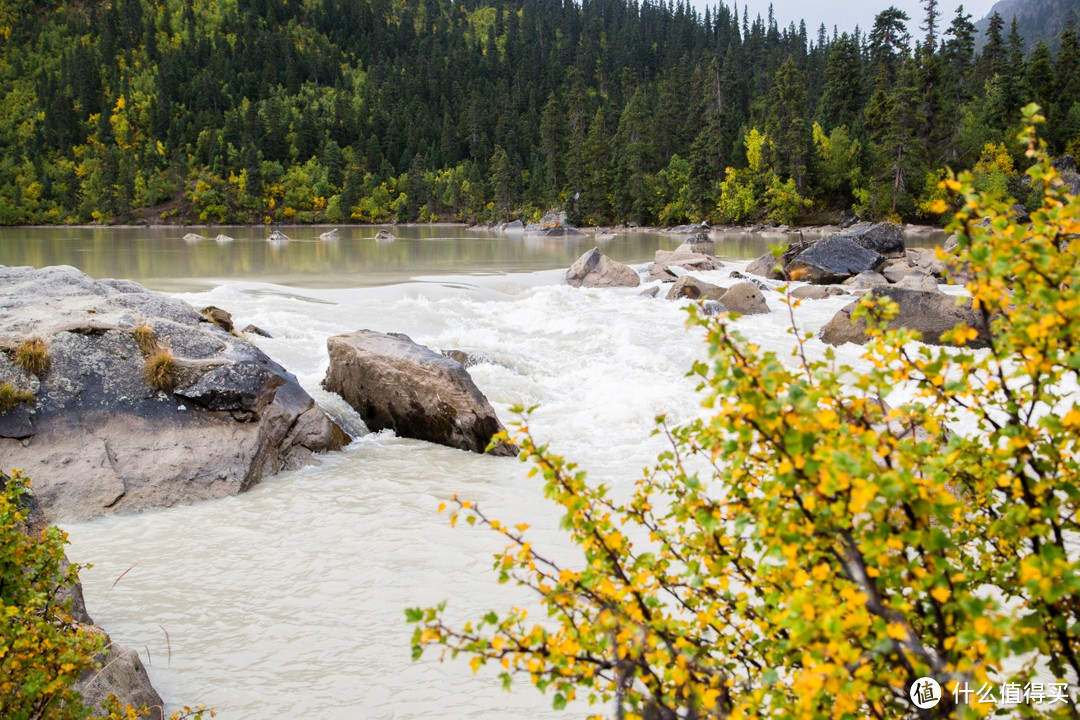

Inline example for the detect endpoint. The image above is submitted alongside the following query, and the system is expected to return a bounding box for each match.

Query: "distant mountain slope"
[975,0,1080,50]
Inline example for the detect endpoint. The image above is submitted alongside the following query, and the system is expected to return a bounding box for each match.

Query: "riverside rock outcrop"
[0,265,346,522]
[323,330,517,456]
[566,248,640,288]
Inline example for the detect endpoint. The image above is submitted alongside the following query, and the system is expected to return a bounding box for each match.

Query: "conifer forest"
[1,0,1079,227]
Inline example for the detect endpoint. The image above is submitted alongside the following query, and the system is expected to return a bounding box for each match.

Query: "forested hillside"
[1,0,1078,226]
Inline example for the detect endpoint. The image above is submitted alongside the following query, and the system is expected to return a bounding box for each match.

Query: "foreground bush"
[1,471,211,720]
[409,105,1080,718]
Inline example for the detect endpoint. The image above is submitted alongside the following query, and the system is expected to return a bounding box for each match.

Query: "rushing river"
[6,224,943,718]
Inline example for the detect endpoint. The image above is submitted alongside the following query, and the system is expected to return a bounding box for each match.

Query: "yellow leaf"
[931,587,950,603]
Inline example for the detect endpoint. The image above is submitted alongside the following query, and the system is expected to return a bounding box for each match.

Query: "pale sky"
[690,0,1001,41]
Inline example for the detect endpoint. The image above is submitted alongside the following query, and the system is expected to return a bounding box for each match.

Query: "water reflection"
[0,225,945,291]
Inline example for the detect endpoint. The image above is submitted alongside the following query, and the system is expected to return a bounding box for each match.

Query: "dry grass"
[144,348,177,391]
[133,320,157,356]
[0,382,35,413]
[15,337,49,376]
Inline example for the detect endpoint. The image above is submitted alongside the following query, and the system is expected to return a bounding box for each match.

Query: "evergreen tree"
[765,56,810,190]
[819,33,864,131]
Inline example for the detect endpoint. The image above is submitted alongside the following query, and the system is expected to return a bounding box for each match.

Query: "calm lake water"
[0,224,945,291]
[11,222,947,719]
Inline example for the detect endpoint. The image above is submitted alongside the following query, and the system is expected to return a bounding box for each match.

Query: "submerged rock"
[566,248,640,288]
[319,228,340,241]
[0,265,346,522]
[214,234,234,244]
[182,233,207,242]
[375,229,396,242]
[267,230,291,243]
[820,287,990,347]
[323,330,517,456]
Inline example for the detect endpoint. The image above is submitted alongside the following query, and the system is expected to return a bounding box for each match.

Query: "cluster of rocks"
[1,263,524,711]
[742,222,989,348]
[566,232,771,316]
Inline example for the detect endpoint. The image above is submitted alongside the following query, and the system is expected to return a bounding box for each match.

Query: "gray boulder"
[639,286,660,298]
[665,276,726,301]
[323,330,516,456]
[836,222,906,257]
[648,250,721,281]
[673,233,715,256]
[819,287,990,347]
[906,248,947,278]
[375,229,396,242]
[267,230,291,243]
[745,253,784,280]
[566,248,640,288]
[319,228,340,241]
[715,282,769,315]
[881,260,916,284]
[182,233,206,243]
[0,266,346,522]
[787,236,887,284]
[1061,171,1080,196]
[214,234,234,244]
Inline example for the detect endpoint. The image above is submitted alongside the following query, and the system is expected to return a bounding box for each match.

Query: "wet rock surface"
[0,265,346,522]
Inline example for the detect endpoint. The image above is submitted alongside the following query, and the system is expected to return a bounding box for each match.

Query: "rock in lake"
[375,229,396,242]
[182,233,206,243]
[786,235,887,284]
[673,232,715,256]
[566,248,640,288]
[525,210,587,237]
[267,230,291,243]
[214,234,234,244]
[0,265,346,522]
[323,330,517,456]
[319,228,340,241]
[819,286,990,347]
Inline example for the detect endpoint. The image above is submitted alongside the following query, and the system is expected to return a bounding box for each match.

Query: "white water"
[62,262,864,719]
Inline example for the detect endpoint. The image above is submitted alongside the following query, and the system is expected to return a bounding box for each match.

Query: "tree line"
[0,0,1078,227]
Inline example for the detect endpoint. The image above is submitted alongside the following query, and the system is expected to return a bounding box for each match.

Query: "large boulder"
[566,248,641,288]
[786,235,887,284]
[819,287,991,347]
[0,265,346,522]
[715,281,769,315]
[323,330,517,456]
[665,276,726,301]
[648,250,721,282]
[835,222,906,257]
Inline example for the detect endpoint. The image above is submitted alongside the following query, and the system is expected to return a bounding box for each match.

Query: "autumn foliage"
[409,106,1080,718]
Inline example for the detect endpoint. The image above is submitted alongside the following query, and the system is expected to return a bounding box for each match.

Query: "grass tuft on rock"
[0,382,35,413]
[144,348,177,391]
[15,337,50,376]
[133,320,157,356]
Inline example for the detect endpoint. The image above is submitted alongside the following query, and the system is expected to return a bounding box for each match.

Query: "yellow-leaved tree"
[408,105,1080,719]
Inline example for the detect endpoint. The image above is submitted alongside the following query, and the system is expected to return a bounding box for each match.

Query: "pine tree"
[765,56,810,190]
[819,32,864,131]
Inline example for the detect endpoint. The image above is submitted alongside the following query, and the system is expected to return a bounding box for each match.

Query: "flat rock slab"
[323,330,517,456]
[787,236,887,284]
[819,287,991,347]
[0,265,345,521]
[566,248,640,288]
[649,250,721,281]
